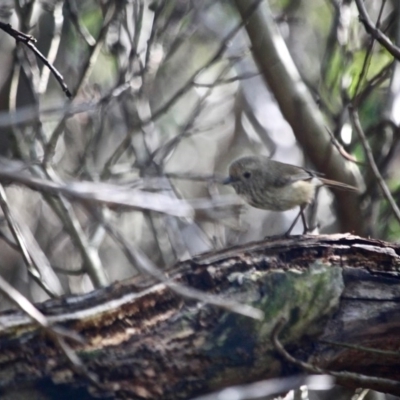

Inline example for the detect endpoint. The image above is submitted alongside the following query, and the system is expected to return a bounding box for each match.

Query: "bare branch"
[355,0,400,61]
[272,318,400,394]
[90,206,263,320]
[0,21,71,98]
[349,106,400,227]
[0,184,63,297]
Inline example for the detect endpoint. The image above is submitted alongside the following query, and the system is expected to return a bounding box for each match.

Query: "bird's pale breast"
[240,180,316,211]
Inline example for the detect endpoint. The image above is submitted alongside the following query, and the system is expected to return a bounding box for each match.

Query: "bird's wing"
[274,172,313,186]
[270,161,315,187]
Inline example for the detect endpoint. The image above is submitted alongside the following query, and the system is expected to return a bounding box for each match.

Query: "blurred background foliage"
[0,0,399,399]
[0,0,399,300]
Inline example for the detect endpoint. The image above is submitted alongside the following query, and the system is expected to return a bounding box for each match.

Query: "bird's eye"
[243,171,251,179]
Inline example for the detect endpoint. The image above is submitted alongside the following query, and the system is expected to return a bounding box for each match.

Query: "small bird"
[223,156,359,235]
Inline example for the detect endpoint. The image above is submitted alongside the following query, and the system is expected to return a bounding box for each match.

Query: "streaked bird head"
[223,157,266,195]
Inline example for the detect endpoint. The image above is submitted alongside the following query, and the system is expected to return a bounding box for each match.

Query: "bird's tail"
[319,178,359,192]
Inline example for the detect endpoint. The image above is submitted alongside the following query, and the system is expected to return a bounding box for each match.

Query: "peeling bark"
[0,234,400,399]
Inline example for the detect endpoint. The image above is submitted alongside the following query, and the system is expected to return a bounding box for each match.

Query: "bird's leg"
[283,205,308,236]
[284,206,302,236]
[300,205,309,234]
[307,186,321,232]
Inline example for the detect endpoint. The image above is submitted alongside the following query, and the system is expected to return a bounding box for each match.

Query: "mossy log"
[0,234,399,399]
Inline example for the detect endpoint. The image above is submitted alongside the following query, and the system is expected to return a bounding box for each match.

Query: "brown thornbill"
[223,156,359,235]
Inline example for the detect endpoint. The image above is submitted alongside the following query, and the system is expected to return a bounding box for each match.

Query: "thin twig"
[355,0,400,61]
[43,1,122,166]
[325,126,362,165]
[38,2,65,95]
[352,389,370,400]
[349,106,400,226]
[64,0,96,46]
[320,339,400,357]
[0,21,71,97]
[89,207,263,320]
[152,61,236,166]
[0,271,103,389]
[193,71,260,87]
[0,228,20,251]
[53,265,86,275]
[0,184,62,297]
[272,318,400,392]
[353,60,394,106]
[191,376,308,400]
[353,0,387,104]
[102,0,265,170]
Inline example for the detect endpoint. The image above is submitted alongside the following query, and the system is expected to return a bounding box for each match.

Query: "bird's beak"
[222,176,233,185]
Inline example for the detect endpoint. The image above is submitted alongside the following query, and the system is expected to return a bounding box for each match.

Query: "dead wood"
[0,234,400,399]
